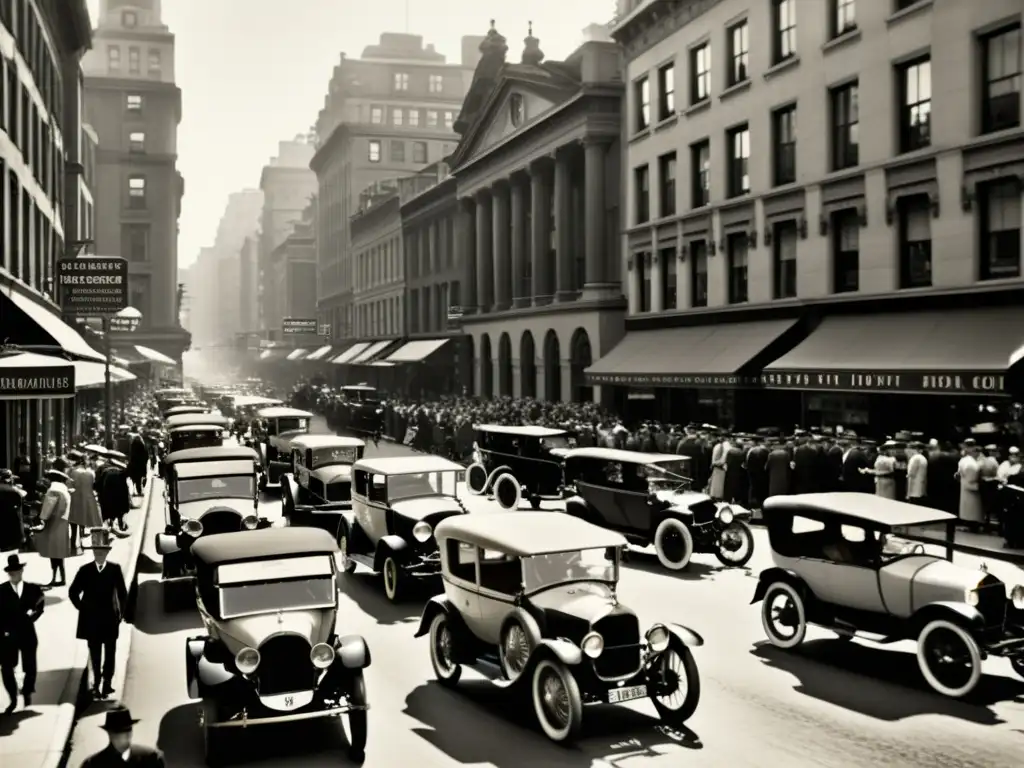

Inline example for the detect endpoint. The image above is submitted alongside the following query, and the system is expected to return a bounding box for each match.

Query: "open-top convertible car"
[282,434,365,532]
[753,493,1024,697]
[416,512,703,742]
[255,406,313,490]
[341,455,467,601]
[562,448,754,571]
[156,446,268,583]
[465,425,571,510]
[187,528,370,765]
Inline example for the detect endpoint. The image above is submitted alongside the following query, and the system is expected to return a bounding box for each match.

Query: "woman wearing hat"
[80,705,164,767]
[67,451,102,551]
[33,470,73,587]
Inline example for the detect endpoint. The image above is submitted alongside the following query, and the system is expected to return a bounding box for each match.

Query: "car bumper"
[403,552,442,578]
[206,701,368,729]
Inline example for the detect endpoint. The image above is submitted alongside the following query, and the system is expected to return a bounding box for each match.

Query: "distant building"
[269,199,318,340]
[82,0,188,362]
[312,32,480,341]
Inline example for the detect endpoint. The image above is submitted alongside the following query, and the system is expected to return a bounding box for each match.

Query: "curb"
[44,475,157,768]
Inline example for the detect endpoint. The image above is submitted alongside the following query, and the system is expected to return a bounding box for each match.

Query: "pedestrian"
[128,433,148,497]
[0,554,44,712]
[68,451,102,551]
[99,460,131,532]
[79,705,165,767]
[997,446,1022,483]
[33,470,73,587]
[0,469,27,553]
[956,439,984,531]
[868,441,898,500]
[906,441,929,505]
[69,528,128,699]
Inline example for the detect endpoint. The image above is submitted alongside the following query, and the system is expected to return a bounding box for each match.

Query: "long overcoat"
[34,482,73,560]
[68,466,103,528]
[69,560,128,642]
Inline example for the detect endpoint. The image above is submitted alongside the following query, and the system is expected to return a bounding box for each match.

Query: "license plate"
[608,684,647,704]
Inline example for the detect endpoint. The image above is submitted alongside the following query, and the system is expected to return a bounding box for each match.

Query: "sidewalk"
[0,478,154,768]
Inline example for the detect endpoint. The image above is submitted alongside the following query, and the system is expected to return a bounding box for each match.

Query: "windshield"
[541,434,571,450]
[218,577,335,619]
[387,470,460,502]
[176,475,254,502]
[644,459,693,490]
[311,446,360,468]
[273,417,309,434]
[522,547,618,593]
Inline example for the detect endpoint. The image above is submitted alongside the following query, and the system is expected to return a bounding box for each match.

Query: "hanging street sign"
[282,318,317,335]
[56,256,129,315]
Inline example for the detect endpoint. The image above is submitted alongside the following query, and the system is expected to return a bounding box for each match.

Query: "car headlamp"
[235,646,260,675]
[1011,584,1024,610]
[182,518,203,538]
[310,642,336,669]
[717,506,734,525]
[581,631,604,659]
[964,589,980,607]
[646,624,670,652]
[412,521,433,543]
[241,514,259,530]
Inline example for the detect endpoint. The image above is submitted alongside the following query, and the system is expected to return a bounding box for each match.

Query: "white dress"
[957,455,983,523]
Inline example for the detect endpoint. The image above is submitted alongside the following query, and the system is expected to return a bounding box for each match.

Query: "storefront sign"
[585,373,762,388]
[56,257,128,315]
[762,370,1006,395]
[0,367,76,399]
[282,318,317,335]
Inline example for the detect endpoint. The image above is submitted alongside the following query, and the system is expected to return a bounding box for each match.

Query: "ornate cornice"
[613,0,726,61]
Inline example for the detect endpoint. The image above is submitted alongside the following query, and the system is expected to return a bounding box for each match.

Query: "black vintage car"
[338,385,384,437]
[465,425,571,510]
[167,424,228,454]
[561,448,755,571]
[282,434,365,536]
[254,407,314,490]
[187,528,370,764]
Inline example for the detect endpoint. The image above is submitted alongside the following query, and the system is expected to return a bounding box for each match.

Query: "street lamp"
[105,306,142,447]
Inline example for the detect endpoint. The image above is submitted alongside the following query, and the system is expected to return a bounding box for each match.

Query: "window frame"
[830,81,859,171]
[689,43,711,105]
[897,56,931,153]
[658,151,676,218]
[634,164,650,225]
[690,140,710,208]
[727,20,749,87]
[657,63,675,121]
[772,0,797,65]
[981,24,1021,134]
[726,232,749,304]
[726,124,750,198]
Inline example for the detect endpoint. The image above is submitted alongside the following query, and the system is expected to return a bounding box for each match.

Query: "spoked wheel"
[916,619,983,697]
[531,659,583,743]
[499,620,533,681]
[429,613,462,687]
[654,518,694,571]
[466,462,488,495]
[341,671,368,763]
[382,557,403,602]
[1010,657,1024,680]
[648,639,701,725]
[337,529,356,574]
[760,582,807,649]
[714,521,755,567]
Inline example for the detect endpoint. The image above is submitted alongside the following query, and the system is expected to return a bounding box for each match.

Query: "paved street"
[73,430,1024,768]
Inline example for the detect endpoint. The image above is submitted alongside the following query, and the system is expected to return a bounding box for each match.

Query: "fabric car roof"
[436,512,627,556]
[191,527,339,566]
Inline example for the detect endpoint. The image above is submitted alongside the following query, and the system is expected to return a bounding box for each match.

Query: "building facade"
[269,199,318,332]
[238,234,259,334]
[82,0,188,362]
[351,183,404,339]
[448,23,625,403]
[602,0,1024,432]
[312,32,480,341]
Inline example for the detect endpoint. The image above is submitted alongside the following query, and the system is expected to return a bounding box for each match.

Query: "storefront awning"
[286,349,309,361]
[332,342,369,364]
[764,307,1024,395]
[134,345,176,365]
[348,341,391,365]
[585,319,798,387]
[0,351,76,400]
[305,345,334,361]
[1,285,104,362]
[74,360,137,389]
[386,338,450,363]
[258,349,288,362]
[1009,344,1024,398]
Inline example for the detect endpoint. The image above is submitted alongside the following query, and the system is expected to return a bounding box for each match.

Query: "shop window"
[660,247,677,310]
[979,178,1022,280]
[726,233,748,304]
[898,195,932,288]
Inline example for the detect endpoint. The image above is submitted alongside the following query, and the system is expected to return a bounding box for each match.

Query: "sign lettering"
[0,367,76,399]
[282,318,317,335]
[57,257,129,315]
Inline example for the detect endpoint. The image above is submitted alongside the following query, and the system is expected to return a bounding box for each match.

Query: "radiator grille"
[592,613,641,679]
[256,635,315,696]
[199,511,242,536]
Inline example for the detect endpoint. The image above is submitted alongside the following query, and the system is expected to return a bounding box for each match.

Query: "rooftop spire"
[522,21,544,66]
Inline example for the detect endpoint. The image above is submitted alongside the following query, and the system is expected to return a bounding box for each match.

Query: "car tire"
[337,524,356,574]
[499,619,533,682]
[493,473,522,511]
[429,613,462,687]
[466,462,488,495]
[713,520,755,568]
[1011,658,1024,680]
[382,556,403,602]
[760,581,807,649]
[531,658,583,743]
[342,670,368,763]
[649,637,701,726]
[916,619,983,698]
[653,518,694,571]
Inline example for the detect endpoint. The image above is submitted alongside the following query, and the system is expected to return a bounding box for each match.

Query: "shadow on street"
[338,571,429,626]
[622,549,728,581]
[0,709,40,737]
[134,580,203,635]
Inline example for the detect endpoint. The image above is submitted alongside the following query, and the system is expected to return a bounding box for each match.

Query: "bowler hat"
[4,554,26,572]
[85,528,114,550]
[100,706,140,732]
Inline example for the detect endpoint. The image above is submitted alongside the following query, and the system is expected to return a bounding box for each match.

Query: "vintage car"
[165,413,232,432]
[562,448,754,571]
[155,387,195,414]
[465,425,571,510]
[281,435,365,533]
[340,455,467,602]
[164,404,209,419]
[167,424,228,454]
[155,446,269,583]
[187,528,370,764]
[339,385,383,436]
[753,493,1024,697]
[416,512,703,743]
[254,406,313,490]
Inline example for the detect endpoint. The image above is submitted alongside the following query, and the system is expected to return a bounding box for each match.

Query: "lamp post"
[105,306,142,448]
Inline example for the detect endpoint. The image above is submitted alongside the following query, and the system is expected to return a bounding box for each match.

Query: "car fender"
[335,634,372,669]
[499,606,544,652]
[666,623,704,648]
[911,602,986,634]
[373,535,409,571]
[184,637,206,699]
[530,638,583,667]
[751,567,808,604]
[414,594,454,638]
[484,465,514,492]
[192,644,236,695]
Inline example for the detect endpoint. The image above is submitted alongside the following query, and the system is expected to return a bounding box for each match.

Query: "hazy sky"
[85,0,614,269]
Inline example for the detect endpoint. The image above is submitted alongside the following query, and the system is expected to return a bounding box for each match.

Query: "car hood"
[311,465,352,484]
[910,557,991,594]
[655,488,714,507]
[390,496,462,520]
[211,608,335,654]
[527,581,620,624]
[177,498,254,520]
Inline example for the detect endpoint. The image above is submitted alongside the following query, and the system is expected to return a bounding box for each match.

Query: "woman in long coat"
[68,455,102,547]
[34,470,73,586]
[957,446,984,527]
[708,437,730,499]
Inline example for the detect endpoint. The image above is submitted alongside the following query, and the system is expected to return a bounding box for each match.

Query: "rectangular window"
[128,47,140,74]
[690,241,708,307]
[391,107,404,126]
[691,140,710,208]
[638,252,651,313]
[128,131,145,152]
[408,109,420,127]
[444,111,455,130]
[831,81,859,170]
[772,104,797,186]
[122,224,149,262]
[390,140,405,162]
[727,233,748,304]
[429,74,444,93]
[727,125,750,198]
[981,25,1021,134]
[728,21,749,86]
[412,141,428,164]
[126,93,143,111]
[426,110,439,127]
[368,140,381,163]
[634,165,650,224]
[831,0,857,38]
[690,43,710,104]
[635,76,650,130]
[772,0,797,64]
[657,64,674,120]
[832,209,860,293]
[107,46,120,72]
[128,175,146,208]
[658,152,676,217]
[898,195,932,288]
[660,247,677,310]
[980,179,1022,280]
[128,275,151,322]
[370,106,383,124]
[898,57,931,152]
[772,221,798,299]
[147,49,161,75]
[393,72,409,91]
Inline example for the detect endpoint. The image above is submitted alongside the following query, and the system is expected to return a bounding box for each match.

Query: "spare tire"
[493,473,522,511]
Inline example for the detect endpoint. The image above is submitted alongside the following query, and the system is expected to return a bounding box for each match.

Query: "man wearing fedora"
[0,553,44,712]
[80,705,164,767]
[69,529,128,698]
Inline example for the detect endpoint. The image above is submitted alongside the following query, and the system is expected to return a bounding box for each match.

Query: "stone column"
[529,160,552,305]
[583,137,615,297]
[510,175,529,308]
[554,148,574,301]
[456,197,478,313]
[627,254,641,314]
[491,182,512,311]
[475,191,493,311]
[650,245,664,313]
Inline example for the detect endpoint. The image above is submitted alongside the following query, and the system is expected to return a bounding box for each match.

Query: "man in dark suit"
[0,554,44,712]
[98,459,131,532]
[69,529,128,698]
[0,469,26,552]
[745,437,770,510]
[80,706,165,767]
[765,440,793,499]
[792,433,819,494]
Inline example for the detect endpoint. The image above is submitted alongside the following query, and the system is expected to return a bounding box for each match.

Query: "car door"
[442,539,481,627]
[575,460,623,528]
[795,521,885,613]
[619,463,654,532]
[472,547,520,645]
